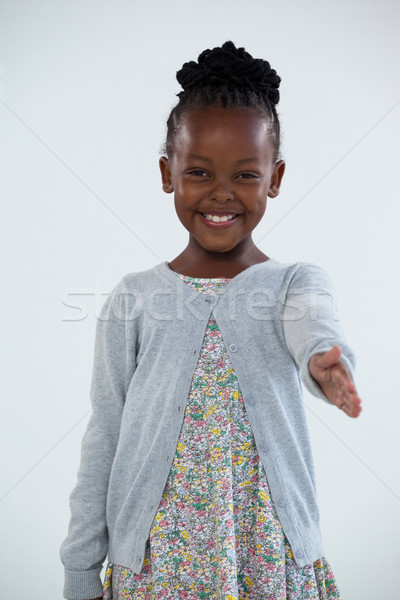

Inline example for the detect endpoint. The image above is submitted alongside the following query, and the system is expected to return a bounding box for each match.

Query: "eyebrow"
[188,153,261,165]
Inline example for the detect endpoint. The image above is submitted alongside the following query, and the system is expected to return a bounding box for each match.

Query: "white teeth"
[203,213,236,223]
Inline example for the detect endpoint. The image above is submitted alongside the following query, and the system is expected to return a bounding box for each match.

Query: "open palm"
[309,345,362,418]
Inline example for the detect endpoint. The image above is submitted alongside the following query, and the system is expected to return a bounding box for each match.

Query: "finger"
[338,390,362,418]
[342,400,362,418]
[331,360,355,390]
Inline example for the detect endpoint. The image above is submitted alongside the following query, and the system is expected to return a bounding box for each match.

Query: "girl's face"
[159,106,285,257]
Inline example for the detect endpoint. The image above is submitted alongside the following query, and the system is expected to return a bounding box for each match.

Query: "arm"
[60,277,135,600]
[283,263,361,417]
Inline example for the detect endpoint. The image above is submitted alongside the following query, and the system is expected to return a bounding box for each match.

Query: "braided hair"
[163,41,282,161]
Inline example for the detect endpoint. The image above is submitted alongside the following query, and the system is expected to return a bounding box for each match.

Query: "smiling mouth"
[201,212,240,223]
[198,212,241,229]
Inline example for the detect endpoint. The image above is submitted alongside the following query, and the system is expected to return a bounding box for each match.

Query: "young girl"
[60,41,362,600]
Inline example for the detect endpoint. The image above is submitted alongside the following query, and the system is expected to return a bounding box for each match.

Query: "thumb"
[312,345,342,369]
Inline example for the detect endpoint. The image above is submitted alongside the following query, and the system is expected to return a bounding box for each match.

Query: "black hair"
[162,41,282,161]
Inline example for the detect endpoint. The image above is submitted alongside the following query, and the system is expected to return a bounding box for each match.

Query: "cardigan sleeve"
[60,276,136,600]
[282,262,356,404]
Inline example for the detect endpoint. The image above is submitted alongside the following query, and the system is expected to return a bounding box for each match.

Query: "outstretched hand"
[309,345,362,418]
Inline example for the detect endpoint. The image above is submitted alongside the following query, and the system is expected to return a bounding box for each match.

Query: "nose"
[209,179,233,203]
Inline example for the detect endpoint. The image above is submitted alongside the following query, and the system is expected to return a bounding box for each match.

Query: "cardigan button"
[277,497,286,507]
[229,343,237,352]
[246,397,255,406]
[259,443,268,452]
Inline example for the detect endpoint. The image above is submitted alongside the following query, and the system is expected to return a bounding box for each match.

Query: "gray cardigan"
[60,257,356,600]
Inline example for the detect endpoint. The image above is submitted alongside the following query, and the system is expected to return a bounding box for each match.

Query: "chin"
[204,244,237,254]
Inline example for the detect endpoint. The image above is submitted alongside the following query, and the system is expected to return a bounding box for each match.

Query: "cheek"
[173,195,195,223]
[174,180,195,200]
[249,198,267,226]
[174,183,203,213]
[250,193,267,213]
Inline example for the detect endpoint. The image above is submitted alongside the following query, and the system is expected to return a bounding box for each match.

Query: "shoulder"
[247,257,333,288]
[246,258,337,300]
[286,261,336,293]
[103,262,184,323]
[105,263,169,298]
[98,263,167,320]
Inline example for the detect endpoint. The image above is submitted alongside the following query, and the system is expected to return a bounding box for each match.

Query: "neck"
[168,237,269,278]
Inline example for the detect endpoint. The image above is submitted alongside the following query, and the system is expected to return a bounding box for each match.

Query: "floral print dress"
[103,274,342,600]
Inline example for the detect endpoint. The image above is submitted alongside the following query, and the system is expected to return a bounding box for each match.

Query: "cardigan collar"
[155,258,279,300]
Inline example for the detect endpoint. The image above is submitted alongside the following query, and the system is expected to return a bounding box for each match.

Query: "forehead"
[174,106,274,161]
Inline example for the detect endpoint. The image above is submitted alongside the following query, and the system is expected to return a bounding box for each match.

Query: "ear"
[268,160,286,198]
[159,156,174,193]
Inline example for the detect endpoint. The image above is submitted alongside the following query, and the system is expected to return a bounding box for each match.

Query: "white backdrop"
[1,1,399,598]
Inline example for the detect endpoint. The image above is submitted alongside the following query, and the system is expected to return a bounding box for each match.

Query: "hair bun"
[176,40,281,105]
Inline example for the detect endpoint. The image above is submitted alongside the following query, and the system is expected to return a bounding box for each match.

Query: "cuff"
[302,360,333,404]
[63,566,104,600]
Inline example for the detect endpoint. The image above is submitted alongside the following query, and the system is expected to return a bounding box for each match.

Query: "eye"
[187,169,209,177]
[236,172,258,179]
